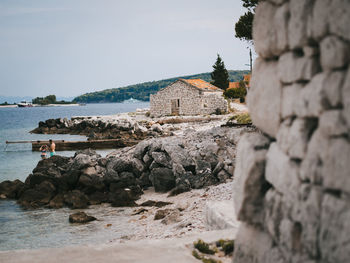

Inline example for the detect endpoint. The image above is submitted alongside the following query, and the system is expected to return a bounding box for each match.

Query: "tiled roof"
[228,82,240,89]
[181,79,222,91]
[243,74,251,83]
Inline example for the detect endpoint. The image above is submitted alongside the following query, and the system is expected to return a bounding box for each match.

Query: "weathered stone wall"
[150,81,227,117]
[233,0,350,262]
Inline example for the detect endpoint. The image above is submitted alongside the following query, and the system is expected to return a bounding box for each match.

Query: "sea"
[0,101,149,251]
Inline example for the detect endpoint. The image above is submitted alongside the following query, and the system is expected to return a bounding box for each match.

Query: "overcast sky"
[0,0,253,97]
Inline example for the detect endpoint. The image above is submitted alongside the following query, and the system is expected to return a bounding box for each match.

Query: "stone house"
[150,79,227,117]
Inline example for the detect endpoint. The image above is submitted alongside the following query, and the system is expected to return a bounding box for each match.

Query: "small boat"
[17,101,33,107]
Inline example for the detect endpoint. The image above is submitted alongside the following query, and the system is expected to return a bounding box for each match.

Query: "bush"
[194,239,216,255]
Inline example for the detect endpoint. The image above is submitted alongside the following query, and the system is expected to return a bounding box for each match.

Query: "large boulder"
[0,180,25,199]
[149,167,176,192]
[69,212,96,223]
[63,190,89,209]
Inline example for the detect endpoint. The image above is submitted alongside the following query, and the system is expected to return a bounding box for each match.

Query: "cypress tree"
[211,54,229,90]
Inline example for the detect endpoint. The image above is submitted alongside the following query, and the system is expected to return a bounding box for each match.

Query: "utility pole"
[249,48,252,73]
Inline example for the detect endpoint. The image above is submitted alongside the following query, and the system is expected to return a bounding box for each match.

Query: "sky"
[0,0,253,98]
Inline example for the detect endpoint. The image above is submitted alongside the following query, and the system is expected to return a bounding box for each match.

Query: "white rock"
[277,118,318,159]
[342,67,350,129]
[278,52,320,84]
[288,0,313,49]
[320,36,350,70]
[248,58,282,137]
[320,194,350,263]
[319,110,348,137]
[265,143,300,198]
[322,70,345,108]
[204,200,239,231]
[322,138,350,194]
[274,3,289,54]
[281,83,303,119]
[253,1,278,58]
[233,133,270,225]
[309,0,331,40]
[329,0,350,41]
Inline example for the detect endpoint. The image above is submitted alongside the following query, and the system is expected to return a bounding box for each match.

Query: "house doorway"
[171,99,180,115]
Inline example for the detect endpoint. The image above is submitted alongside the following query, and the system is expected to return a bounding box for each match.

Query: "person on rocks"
[49,139,56,157]
[39,144,48,159]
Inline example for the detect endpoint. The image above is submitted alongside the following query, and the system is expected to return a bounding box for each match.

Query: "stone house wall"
[233,0,350,262]
[150,81,227,116]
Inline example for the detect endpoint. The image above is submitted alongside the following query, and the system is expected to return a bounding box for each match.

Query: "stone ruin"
[233,0,350,262]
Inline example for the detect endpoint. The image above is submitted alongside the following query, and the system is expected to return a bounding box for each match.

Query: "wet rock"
[69,212,96,223]
[140,200,173,207]
[48,193,65,208]
[109,188,137,207]
[149,167,175,192]
[0,179,25,199]
[64,190,89,209]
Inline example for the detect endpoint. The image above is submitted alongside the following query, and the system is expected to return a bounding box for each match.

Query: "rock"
[88,191,108,205]
[154,209,171,220]
[48,194,65,208]
[132,208,148,215]
[329,0,350,41]
[233,133,270,225]
[288,0,313,49]
[0,179,25,199]
[151,152,171,168]
[64,190,89,209]
[320,194,350,263]
[205,201,239,231]
[322,70,345,108]
[78,174,106,194]
[160,209,181,225]
[278,51,321,84]
[149,167,175,192]
[140,200,172,207]
[71,154,94,170]
[248,58,282,138]
[69,212,96,223]
[342,68,350,129]
[265,143,300,199]
[320,36,350,70]
[322,138,350,194]
[277,118,318,160]
[109,188,137,207]
[281,84,303,119]
[18,188,53,208]
[310,0,331,40]
[319,110,348,137]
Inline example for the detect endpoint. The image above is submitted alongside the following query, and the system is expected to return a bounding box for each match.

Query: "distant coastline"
[0,103,84,108]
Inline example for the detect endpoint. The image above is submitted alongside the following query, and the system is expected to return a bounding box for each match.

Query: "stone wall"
[150,81,227,117]
[233,0,350,262]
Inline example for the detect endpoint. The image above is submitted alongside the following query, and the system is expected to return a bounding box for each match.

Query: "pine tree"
[211,54,229,90]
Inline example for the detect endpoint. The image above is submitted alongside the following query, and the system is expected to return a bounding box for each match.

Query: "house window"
[177,99,180,107]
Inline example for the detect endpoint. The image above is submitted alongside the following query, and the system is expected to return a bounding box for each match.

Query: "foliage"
[223,80,247,99]
[210,54,229,91]
[235,0,259,42]
[73,70,249,103]
[235,11,254,42]
[193,239,216,255]
[231,113,252,124]
[32,95,74,105]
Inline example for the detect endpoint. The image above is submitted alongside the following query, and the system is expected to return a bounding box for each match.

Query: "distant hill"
[73,70,250,103]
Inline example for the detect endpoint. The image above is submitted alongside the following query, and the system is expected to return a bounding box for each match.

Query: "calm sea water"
[0,102,149,251]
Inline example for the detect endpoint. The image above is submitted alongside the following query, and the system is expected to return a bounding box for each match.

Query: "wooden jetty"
[5,139,138,151]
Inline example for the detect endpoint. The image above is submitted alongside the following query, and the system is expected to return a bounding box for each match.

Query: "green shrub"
[233,113,251,124]
[194,239,215,255]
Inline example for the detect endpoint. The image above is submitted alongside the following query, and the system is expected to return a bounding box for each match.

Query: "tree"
[211,54,229,91]
[235,0,259,42]
[223,80,247,100]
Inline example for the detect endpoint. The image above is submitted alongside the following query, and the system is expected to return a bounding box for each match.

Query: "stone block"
[342,67,350,129]
[233,223,285,263]
[288,0,314,49]
[253,2,278,58]
[278,52,320,84]
[299,129,328,184]
[248,58,282,137]
[322,138,350,194]
[329,0,350,41]
[277,118,318,159]
[233,133,270,225]
[274,3,289,54]
[296,73,328,117]
[204,200,240,231]
[309,0,331,40]
[322,70,345,108]
[320,194,350,263]
[319,110,348,137]
[264,188,284,242]
[281,83,303,119]
[320,36,350,70]
[265,143,300,198]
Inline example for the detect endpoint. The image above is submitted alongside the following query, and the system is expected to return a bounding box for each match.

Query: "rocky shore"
[0,124,254,210]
